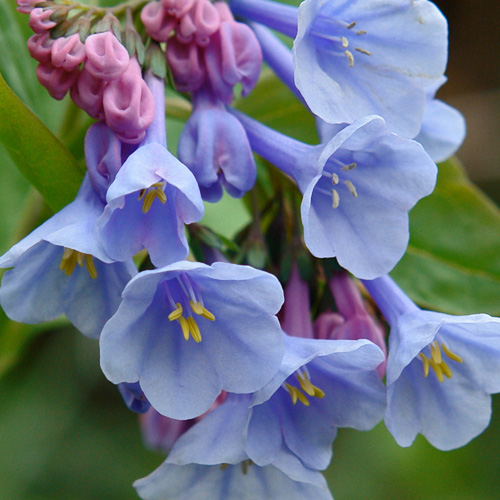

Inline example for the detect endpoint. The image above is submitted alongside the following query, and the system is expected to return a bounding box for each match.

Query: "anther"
[430,341,442,364]
[355,47,372,56]
[190,300,215,321]
[442,343,463,363]
[85,255,98,279]
[344,180,358,198]
[419,353,430,377]
[187,316,202,343]
[60,248,97,279]
[346,21,357,29]
[341,162,357,171]
[331,189,340,209]
[240,460,253,475]
[341,36,349,48]
[139,182,167,213]
[345,49,354,67]
[285,383,310,406]
[356,30,367,35]
[168,303,184,321]
[419,341,462,382]
[179,316,190,341]
[297,372,325,399]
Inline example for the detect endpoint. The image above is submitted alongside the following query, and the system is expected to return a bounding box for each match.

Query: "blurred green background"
[1,0,500,498]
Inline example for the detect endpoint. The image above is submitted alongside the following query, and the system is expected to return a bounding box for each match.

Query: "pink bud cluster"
[141,0,262,104]
[25,14,155,144]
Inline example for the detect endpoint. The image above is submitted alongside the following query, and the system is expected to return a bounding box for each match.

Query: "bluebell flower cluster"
[4,0,497,498]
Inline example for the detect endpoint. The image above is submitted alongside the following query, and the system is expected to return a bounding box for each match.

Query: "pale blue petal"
[301,117,437,278]
[415,99,466,162]
[166,397,249,466]
[100,262,284,419]
[295,0,447,137]
[386,356,492,450]
[99,143,204,267]
[135,461,333,500]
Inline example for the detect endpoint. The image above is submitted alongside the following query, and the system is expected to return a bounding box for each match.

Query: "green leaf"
[0,72,84,212]
[391,158,500,316]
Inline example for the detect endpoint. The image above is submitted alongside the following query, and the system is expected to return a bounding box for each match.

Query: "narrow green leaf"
[392,158,500,315]
[0,72,84,212]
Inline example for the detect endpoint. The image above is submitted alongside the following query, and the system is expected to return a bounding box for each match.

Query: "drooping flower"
[246,333,386,471]
[363,274,500,450]
[243,267,386,471]
[0,175,136,339]
[230,0,448,138]
[98,71,204,267]
[233,111,437,279]
[134,396,334,500]
[177,85,256,202]
[99,260,284,420]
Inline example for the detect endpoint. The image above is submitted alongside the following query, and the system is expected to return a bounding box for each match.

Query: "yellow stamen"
[187,316,202,343]
[429,360,444,383]
[190,300,215,321]
[76,251,85,266]
[285,383,310,406]
[59,248,97,278]
[419,353,430,377]
[297,373,325,399]
[420,341,462,382]
[140,182,167,213]
[168,303,184,321]
[355,47,372,56]
[60,248,78,276]
[442,343,463,363]
[179,316,190,341]
[241,460,253,475]
[440,359,453,379]
[85,255,98,279]
[430,341,442,364]
[345,49,354,67]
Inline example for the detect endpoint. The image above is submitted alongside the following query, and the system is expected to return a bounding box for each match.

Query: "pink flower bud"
[204,3,262,104]
[281,263,314,339]
[27,32,54,63]
[190,0,220,46]
[51,33,86,71]
[177,0,220,46]
[36,62,79,100]
[17,0,42,15]
[29,7,57,34]
[141,1,177,42]
[85,32,130,81]
[326,274,387,377]
[166,38,206,92]
[103,58,155,144]
[161,0,195,19]
[70,66,106,119]
[313,312,345,340]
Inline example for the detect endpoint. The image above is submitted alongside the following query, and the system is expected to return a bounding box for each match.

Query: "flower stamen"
[283,370,325,406]
[419,341,463,382]
[138,182,167,213]
[60,248,97,279]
